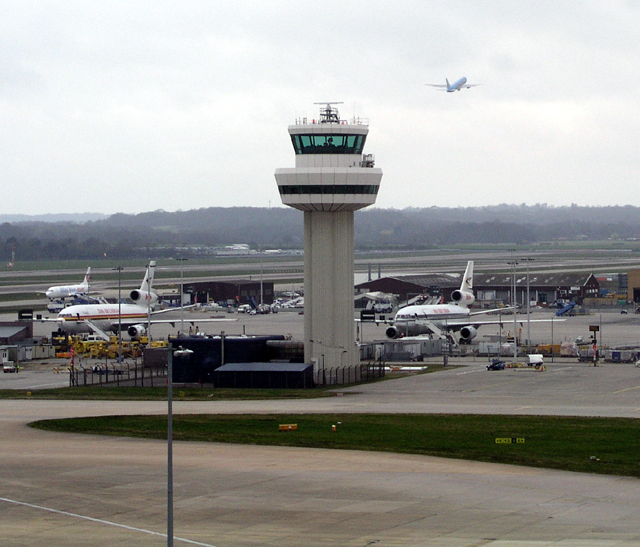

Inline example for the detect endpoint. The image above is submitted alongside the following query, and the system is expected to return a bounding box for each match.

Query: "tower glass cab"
[275,103,383,384]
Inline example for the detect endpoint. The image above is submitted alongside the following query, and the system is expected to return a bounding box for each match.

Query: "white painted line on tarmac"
[0,497,219,547]
[456,367,486,375]
[613,385,640,394]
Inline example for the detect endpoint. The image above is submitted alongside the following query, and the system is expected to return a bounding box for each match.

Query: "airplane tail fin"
[130,261,157,305]
[450,261,475,307]
[140,261,156,292]
[446,78,450,88]
[460,260,473,292]
[82,267,91,285]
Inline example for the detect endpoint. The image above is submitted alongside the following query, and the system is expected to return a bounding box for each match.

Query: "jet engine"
[386,326,402,339]
[130,289,158,305]
[385,324,433,339]
[450,289,475,307]
[459,326,478,342]
[127,324,147,339]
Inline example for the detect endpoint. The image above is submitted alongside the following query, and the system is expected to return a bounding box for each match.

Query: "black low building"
[169,335,311,388]
[213,362,314,389]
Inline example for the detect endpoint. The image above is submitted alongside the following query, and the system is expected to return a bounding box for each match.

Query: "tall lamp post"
[113,267,123,364]
[167,345,193,547]
[507,260,519,360]
[522,257,534,346]
[176,258,188,335]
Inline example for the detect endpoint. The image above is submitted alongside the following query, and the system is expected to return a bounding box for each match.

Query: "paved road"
[2,361,640,546]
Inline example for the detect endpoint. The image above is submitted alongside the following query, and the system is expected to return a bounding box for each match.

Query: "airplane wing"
[81,316,237,341]
[446,317,563,328]
[468,306,514,317]
[147,317,237,327]
[388,312,562,331]
[388,315,562,343]
[461,84,481,88]
[425,84,448,89]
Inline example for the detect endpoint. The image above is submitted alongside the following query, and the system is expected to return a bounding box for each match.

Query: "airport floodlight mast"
[275,102,383,384]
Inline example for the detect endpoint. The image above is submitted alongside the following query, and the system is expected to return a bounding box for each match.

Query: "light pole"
[498,309,502,357]
[551,315,555,363]
[260,257,264,307]
[113,266,123,364]
[147,261,152,342]
[176,258,188,335]
[522,257,534,346]
[507,260,519,360]
[167,345,193,547]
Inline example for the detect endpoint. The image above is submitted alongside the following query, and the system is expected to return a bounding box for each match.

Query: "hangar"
[0,311,34,344]
[0,324,32,345]
[627,269,640,304]
[356,271,600,307]
[182,280,275,307]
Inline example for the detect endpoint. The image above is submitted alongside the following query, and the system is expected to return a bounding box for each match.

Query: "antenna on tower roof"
[313,102,344,124]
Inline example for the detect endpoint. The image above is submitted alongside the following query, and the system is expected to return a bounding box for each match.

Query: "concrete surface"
[2,309,640,545]
[2,358,640,546]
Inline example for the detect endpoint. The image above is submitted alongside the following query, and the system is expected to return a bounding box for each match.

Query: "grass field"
[30,413,640,479]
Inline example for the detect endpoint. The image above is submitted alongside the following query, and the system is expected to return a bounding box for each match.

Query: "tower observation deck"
[275,102,382,212]
[275,103,383,384]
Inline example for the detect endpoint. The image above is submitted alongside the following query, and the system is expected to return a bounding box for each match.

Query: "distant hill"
[0,213,107,223]
[3,204,640,260]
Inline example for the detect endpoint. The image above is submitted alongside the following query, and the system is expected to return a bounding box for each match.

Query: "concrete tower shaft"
[274,103,383,384]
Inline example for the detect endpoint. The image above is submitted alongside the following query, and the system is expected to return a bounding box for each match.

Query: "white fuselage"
[394,303,471,325]
[46,284,88,299]
[386,302,475,339]
[447,77,468,91]
[56,303,149,334]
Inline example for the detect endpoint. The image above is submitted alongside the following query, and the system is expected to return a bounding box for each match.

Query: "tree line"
[3,204,640,261]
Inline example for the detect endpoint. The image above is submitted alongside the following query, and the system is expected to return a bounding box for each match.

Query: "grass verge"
[30,413,640,478]
[0,386,336,400]
[0,367,445,400]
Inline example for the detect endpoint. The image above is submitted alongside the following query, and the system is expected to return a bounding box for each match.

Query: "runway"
[2,361,640,546]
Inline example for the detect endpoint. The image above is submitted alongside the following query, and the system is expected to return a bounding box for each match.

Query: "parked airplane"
[385,261,552,343]
[48,261,232,340]
[45,267,91,299]
[426,77,480,92]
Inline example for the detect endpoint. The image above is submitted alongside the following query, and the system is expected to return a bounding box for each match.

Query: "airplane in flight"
[385,261,553,344]
[426,77,480,92]
[48,261,232,340]
[45,267,91,299]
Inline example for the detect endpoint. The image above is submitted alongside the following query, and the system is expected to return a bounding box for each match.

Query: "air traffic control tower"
[275,103,383,384]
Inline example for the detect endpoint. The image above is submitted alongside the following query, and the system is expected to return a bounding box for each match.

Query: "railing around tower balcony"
[294,116,370,126]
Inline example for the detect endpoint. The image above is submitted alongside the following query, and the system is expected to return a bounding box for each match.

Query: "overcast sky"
[2,1,639,215]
